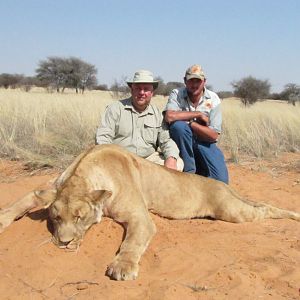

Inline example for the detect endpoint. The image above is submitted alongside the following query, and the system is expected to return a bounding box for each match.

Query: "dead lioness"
[0,144,299,280]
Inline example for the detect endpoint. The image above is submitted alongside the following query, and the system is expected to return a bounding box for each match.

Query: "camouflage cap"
[185,64,206,80]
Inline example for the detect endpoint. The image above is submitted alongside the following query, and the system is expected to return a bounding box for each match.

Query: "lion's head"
[35,189,112,250]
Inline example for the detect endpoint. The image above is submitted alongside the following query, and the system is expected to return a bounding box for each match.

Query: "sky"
[0,0,299,92]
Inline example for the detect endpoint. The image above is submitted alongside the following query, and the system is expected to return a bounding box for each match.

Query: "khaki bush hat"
[185,64,206,80]
[127,70,159,89]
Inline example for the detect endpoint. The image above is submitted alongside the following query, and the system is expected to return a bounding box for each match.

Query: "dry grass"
[221,98,300,162]
[0,89,299,168]
[0,88,113,168]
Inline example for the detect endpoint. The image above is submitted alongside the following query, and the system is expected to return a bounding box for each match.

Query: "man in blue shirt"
[164,64,228,183]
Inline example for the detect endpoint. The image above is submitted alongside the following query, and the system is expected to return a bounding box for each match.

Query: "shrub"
[232,76,270,106]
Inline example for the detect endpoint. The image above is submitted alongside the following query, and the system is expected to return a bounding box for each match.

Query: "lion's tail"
[244,202,300,222]
[216,189,300,223]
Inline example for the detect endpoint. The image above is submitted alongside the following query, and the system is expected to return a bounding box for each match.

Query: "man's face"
[131,83,154,112]
[185,78,206,98]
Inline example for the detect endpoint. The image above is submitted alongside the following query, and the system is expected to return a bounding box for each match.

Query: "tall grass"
[0,89,299,168]
[0,89,112,168]
[221,98,300,162]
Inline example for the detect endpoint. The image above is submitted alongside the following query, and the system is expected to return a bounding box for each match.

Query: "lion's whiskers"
[35,237,53,249]
[64,243,80,253]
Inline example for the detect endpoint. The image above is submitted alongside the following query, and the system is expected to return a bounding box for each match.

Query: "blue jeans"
[169,121,229,184]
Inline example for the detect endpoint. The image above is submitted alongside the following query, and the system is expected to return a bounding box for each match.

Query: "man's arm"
[189,101,223,143]
[157,118,180,170]
[189,121,219,142]
[165,110,218,143]
[164,110,209,125]
[164,88,209,127]
[95,104,118,144]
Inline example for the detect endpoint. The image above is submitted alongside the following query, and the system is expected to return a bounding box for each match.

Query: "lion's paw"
[106,259,139,281]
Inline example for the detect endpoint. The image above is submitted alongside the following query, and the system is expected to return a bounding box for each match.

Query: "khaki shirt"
[96,98,179,159]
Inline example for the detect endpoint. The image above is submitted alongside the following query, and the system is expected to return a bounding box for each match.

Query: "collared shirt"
[96,98,179,159]
[164,87,222,133]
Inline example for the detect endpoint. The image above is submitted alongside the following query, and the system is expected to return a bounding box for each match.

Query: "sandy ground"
[0,154,299,300]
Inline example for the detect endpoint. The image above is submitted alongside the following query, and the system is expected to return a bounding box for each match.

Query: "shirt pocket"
[143,120,160,145]
[116,111,133,138]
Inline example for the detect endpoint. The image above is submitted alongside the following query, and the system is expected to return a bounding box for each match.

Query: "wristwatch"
[189,118,197,125]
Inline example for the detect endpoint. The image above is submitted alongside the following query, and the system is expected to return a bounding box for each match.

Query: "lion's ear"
[90,190,112,204]
[34,189,57,208]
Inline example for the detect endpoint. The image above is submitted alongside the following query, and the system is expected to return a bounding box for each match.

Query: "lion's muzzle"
[52,235,81,251]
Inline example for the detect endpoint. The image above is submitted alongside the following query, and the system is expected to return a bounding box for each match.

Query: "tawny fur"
[0,144,299,280]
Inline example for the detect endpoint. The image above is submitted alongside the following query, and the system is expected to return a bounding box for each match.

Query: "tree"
[280,83,300,106]
[217,91,234,99]
[36,56,97,93]
[110,76,130,99]
[0,73,44,91]
[231,76,270,106]
[164,81,185,96]
[19,76,35,92]
[153,76,167,96]
[67,57,97,93]
[154,76,185,96]
[0,73,24,89]
[94,84,108,91]
[36,57,69,92]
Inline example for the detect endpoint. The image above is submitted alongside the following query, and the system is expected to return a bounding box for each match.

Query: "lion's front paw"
[106,259,139,281]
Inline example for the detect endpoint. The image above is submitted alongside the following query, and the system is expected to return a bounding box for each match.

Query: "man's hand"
[189,121,219,142]
[195,112,209,126]
[164,157,177,170]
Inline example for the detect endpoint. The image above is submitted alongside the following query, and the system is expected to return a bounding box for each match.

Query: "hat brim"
[127,81,159,90]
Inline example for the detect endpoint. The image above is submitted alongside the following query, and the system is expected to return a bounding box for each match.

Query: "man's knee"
[169,121,191,138]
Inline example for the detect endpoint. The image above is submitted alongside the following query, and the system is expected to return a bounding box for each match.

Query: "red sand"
[0,154,299,299]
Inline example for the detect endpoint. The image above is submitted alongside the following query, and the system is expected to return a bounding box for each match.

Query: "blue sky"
[0,0,299,92]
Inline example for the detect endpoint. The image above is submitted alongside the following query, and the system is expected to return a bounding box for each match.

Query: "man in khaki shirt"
[96,70,183,171]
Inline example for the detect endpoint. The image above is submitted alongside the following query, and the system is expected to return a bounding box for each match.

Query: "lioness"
[0,144,299,280]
